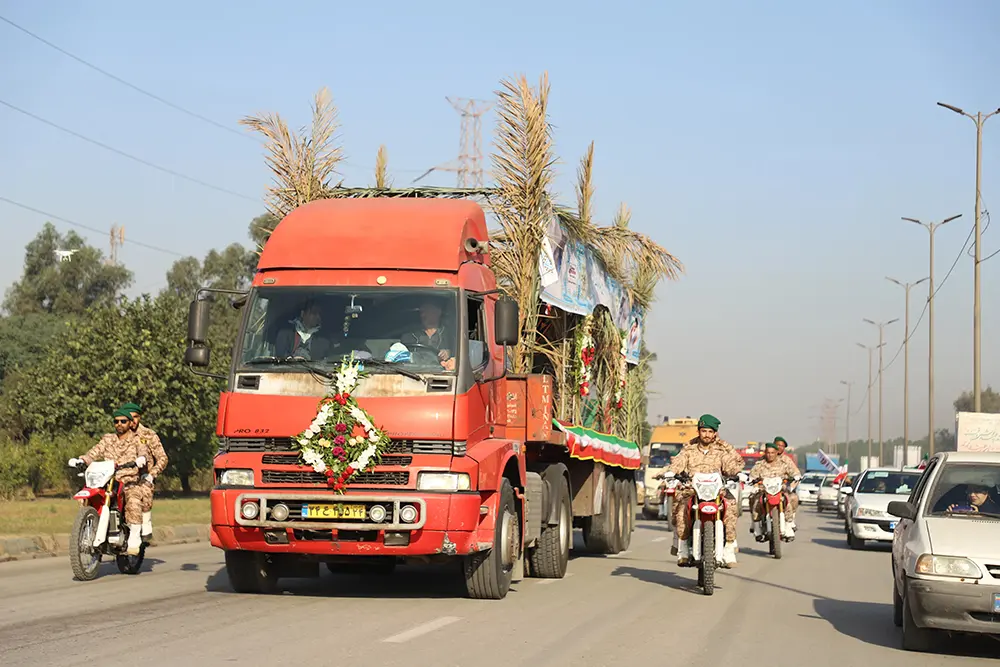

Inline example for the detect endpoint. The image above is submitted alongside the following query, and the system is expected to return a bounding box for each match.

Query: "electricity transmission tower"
[108,224,124,265]
[413,97,493,187]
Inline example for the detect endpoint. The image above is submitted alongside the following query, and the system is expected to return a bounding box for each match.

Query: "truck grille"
[261,470,409,486]
[261,453,413,467]
[227,437,453,456]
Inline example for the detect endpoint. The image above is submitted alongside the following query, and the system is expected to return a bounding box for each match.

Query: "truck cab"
[641,417,696,518]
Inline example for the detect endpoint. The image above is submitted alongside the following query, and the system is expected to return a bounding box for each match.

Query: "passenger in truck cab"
[275,299,331,360]
[399,298,456,371]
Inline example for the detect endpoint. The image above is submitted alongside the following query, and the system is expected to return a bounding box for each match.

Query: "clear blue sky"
[2,0,999,448]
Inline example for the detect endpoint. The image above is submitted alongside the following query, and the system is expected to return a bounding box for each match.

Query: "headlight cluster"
[915,554,982,579]
[416,471,471,492]
[220,469,254,486]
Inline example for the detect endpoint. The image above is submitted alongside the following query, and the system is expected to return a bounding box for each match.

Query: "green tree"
[953,386,1000,413]
[0,313,67,383]
[3,223,132,316]
[3,295,223,492]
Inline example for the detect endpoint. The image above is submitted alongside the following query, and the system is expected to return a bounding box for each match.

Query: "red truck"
[184,197,641,599]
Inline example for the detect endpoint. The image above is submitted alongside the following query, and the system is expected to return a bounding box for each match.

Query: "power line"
[0,98,259,202]
[0,196,185,257]
[0,13,427,176]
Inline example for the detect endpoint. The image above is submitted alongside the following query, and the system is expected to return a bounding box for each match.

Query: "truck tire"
[617,478,633,552]
[69,506,102,581]
[226,551,279,594]
[464,478,518,599]
[528,474,570,578]
[583,471,619,554]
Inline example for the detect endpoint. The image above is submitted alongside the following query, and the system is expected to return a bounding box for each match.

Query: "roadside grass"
[0,496,210,536]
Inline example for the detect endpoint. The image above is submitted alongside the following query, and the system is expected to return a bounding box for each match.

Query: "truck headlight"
[915,554,982,579]
[416,471,471,492]
[220,469,254,486]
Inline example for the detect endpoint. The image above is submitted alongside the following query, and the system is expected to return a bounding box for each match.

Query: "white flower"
[301,448,326,473]
[298,438,311,447]
[369,431,380,443]
[349,437,358,446]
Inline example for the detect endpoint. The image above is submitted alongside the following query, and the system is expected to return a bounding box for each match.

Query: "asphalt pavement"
[2,508,997,666]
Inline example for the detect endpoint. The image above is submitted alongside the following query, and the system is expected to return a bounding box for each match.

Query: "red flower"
[334,435,346,446]
[334,394,347,406]
[335,423,347,433]
[345,466,355,476]
[331,446,344,457]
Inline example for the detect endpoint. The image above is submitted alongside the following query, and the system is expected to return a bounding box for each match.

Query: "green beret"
[113,407,133,419]
[774,437,787,446]
[121,402,143,414]
[698,414,721,431]
[764,442,778,451]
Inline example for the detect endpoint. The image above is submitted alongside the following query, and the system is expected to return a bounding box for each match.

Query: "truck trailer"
[184,196,654,599]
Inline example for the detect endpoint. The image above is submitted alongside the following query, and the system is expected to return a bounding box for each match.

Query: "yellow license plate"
[301,503,366,520]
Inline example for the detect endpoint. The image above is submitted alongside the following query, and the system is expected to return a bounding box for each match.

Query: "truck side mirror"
[495,298,519,346]
[185,299,211,368]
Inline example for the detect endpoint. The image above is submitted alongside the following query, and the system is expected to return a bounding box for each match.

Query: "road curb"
[0,524,210,563]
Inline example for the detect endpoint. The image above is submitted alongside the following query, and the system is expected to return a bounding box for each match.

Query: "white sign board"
[956,412,1000,452]
[860,456,879,470]
[892,445,922,467]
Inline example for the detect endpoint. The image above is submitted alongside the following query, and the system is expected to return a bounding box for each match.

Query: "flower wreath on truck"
[293,354,392,493]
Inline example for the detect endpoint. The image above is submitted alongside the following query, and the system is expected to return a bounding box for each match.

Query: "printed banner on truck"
[537,217,644,364]
[554,419,642,470]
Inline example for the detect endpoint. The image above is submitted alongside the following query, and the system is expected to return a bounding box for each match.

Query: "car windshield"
[801,474,826,485]
[925,462,1000,518]
[647,443,683,468]
[857,470,921,495]
[237,286,461,374]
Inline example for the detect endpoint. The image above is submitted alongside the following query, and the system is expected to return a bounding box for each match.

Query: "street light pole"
[840,380,853,468]
[856,342,884,467]
[864,318,899,465]
[902,214,961,455]
[937,102,1000,412]
[886,277,928,467]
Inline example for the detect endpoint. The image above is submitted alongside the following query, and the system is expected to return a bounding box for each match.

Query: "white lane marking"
[536,572,575,585]
[382,616,462,643]
[652,537,667,543]
[608,550,631,558]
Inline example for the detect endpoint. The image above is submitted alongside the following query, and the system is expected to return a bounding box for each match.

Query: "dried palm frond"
[374,145,391,188]
[489,73,557,373]
[240,87,343,219]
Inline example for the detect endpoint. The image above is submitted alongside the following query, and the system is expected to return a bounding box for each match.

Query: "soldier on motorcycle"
[68,408,151,555]
[773,437,800,530]
[663,414,744,568]
[122,402,168,541]
[747,442,801,541]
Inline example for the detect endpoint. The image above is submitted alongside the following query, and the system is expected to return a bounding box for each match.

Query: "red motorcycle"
[751,476,796,559]
[68,459,146,581]
[669,471,735,596]
[656,478,678,532]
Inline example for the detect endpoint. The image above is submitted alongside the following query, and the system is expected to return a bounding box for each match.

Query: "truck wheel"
[617,479,633,552]
[583,471,619,554]
[225,551,279,594]
[464,478,518,599]
[528,474,571,578]
[69,506,102,581]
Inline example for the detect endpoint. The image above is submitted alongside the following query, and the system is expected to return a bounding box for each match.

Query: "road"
[2,509,997,666]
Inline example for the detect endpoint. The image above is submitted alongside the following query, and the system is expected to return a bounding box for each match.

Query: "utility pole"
[863,318,898,465]
[937,102,1000,412]
[840,380,853,468]
[886,277,928,467]
[902,214,961,455]
[856,343,878,466]
[413,97,493,188]
[108,224,124,265]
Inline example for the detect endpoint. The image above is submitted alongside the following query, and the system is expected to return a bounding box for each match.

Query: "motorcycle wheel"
[665,496,674,532]
[769,506,782,559]
[701,523,716,596]
[116,543,146,575]
[70,506,102,581]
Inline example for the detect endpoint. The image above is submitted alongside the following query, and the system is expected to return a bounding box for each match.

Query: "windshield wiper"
[244,356,334,379]
[358,358,425,383]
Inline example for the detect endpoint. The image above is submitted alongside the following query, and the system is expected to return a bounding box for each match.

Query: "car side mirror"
[185,299,211,368]
[887,500,916,520]
[840,487,853,495]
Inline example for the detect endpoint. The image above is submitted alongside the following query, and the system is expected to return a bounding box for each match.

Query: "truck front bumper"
[907,576,1000,636]
[210,488,486,556]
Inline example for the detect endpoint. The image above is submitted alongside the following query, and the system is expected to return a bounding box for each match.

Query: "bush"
[0,433,100,498]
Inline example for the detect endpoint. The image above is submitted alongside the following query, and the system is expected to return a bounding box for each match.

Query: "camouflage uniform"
[136,424,167,512]
[81,433,151,525]
[748,456,800,523]
[667,441,744,544]
[781,452,800,522]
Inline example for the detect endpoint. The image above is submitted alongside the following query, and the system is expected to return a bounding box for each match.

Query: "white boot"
[721,542,737,567]
[752,520,763,538]
[126,525,142,555]
[676,540,691,565]
[141,512,153,539]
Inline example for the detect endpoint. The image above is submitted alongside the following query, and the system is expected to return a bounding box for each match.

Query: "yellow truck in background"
[641,417,698,519]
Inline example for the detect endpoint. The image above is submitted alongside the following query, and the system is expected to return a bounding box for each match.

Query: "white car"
[797,473,830,505]
[836,474,856,518]
[888,451,1000,651]
[844,467,923,549]
[816,475,840,512]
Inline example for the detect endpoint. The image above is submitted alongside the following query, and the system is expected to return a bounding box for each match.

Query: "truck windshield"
[647,443,683,468]
[237,286,460,374]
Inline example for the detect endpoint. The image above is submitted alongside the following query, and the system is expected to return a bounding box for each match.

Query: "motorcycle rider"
[773,437,800,530]
[68,408,151,555]
[122,402,168,541]
[663,414,744,568]
[747,442,801,541]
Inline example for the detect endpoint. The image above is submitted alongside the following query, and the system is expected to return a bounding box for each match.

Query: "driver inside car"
[394,298,456,370]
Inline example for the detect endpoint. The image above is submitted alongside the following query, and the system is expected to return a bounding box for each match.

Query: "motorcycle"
[752,476,793,559]
[669,470,736,596]
[656,478,678,532]
[68,459,147,581]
